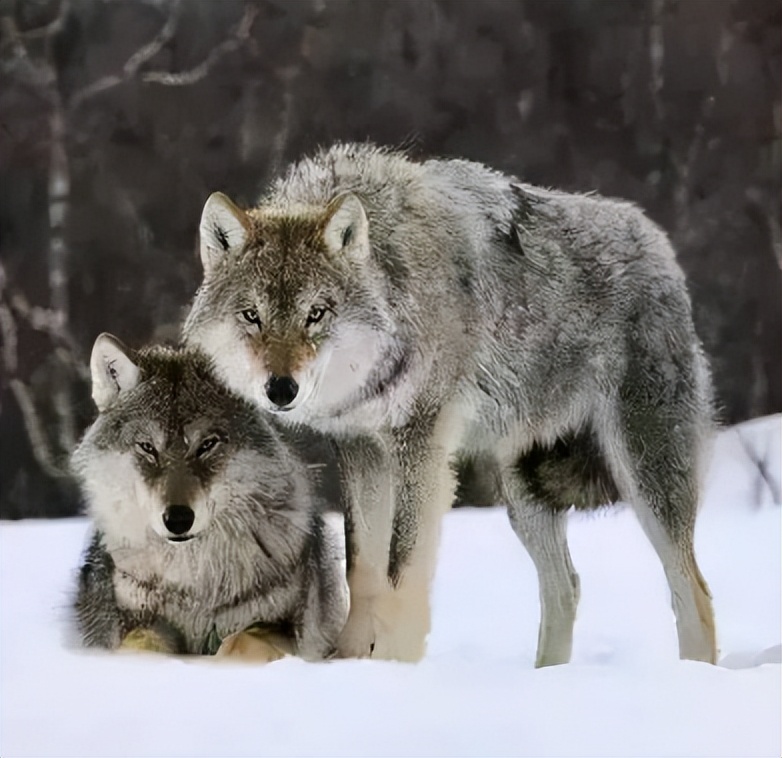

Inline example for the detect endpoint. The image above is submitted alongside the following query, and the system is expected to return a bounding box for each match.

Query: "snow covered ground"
[1,416,780,757]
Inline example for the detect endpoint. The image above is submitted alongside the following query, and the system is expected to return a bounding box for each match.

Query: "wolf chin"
[71,334,347,661]
[184,143,717,666]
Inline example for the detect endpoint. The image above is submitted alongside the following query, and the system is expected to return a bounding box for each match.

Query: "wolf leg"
[295,524,350,661]
[602,398,717,663]
[504,474,580,667]
[333,433,396,659]
[335,411,457,662]
[373,438,455,662]
[631,503,716,662]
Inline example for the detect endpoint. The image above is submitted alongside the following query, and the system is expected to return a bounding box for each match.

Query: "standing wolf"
[184,143,717,666]
[72,334,347,661]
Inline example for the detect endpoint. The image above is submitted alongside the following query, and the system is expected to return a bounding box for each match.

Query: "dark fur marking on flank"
[516,427,620,511]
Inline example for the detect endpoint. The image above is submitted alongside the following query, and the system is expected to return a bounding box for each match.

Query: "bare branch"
[735,428,782,507]
[0,300,17,375]
[746,186,782,272]
[143,3,258,86]
[8,379,68,478]
[69,0,182,110]
[0,0,70,87]
[648,1,716,232]
[123,4,180,74]
[10,290,64,332]
[672,95,715,228]
[267,66,300,176]
[0,262,16,375]
[769,204,782,271]
[7,291,89,382]
[0,13,56,92]
[648,0,665,125]
[0,267,71,478]
[1,262,88,383]
[52,355,79,453]
[4,0,70,45]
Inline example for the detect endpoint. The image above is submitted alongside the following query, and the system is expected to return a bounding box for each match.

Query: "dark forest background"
[1,0,780,518]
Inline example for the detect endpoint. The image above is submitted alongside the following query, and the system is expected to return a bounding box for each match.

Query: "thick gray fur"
[72,337,347,660]
[183,143,717,665]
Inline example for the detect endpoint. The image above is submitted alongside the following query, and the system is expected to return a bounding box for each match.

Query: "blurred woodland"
[0,0,780,518]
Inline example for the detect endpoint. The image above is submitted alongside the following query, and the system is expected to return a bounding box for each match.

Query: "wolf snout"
[163,505,195,540]
[265,375,298,408]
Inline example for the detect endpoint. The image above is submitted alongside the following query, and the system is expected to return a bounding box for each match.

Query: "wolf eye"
[196,436,220,458]
[136,441,157,459]
[306,305,327,326]
[240,309,261,327]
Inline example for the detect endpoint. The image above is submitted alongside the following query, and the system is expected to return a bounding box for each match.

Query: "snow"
[1,416,780,758]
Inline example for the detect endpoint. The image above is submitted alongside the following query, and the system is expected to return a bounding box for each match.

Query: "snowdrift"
[1,416,779,757]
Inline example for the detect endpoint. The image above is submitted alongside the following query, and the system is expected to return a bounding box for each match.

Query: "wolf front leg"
[333,433,396,659]
[75,531,184,654]
[335,412,458,662]
[295,517,351,661]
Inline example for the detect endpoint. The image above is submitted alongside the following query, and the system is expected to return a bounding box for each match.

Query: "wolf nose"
[265,375,299,407]
[163,505,195,536]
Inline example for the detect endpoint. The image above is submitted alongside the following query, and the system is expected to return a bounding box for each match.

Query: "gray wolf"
[183,143,717,666]
[72,334,347,661]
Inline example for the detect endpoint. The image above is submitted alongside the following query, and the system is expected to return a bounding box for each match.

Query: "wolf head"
[183,192,399,421]
[73,334,300,551]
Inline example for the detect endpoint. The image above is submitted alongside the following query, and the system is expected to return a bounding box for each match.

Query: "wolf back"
[183,143,716,665]
[71,335,347,660]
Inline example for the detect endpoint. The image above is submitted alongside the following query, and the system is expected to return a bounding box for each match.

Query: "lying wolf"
[72,334,347,661]
[184,143,717,665]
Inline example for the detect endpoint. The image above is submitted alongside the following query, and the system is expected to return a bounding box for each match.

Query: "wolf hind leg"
[505,493,580,667]
[601,404,717,663]
[631,502,716,662]
[505,425,628,665]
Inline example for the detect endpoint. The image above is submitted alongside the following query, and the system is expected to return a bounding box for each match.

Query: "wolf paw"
[336,601,377,659]
[336,594,428,662]
[214,629,290,664]
[118,628,177,654]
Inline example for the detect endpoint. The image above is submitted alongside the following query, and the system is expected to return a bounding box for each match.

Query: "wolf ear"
[90,333,140,411]
[199,192,250,276]
[323,193,370,261]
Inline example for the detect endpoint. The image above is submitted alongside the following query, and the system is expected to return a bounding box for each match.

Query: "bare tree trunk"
[47,105,69,329]
[48,95,79,453]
